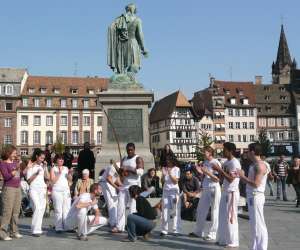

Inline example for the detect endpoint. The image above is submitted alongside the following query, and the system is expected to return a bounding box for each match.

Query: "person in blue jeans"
[273,155,289,201]
[122,185,158,242]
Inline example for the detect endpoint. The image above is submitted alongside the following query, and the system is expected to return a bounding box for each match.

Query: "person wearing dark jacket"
[287,156,300,207]
[159,144,177,168]
[77,142,95,178]
[141,168,161,197]
[44,144,53,167]
[63,146,74,169]
[122,185,158,242]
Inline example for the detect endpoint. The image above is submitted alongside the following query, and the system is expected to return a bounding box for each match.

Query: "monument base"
[95,83,154,176]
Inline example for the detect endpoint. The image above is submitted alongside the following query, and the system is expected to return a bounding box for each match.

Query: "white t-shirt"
[223,158,241,192]
[27,163,47,190]
[52,166,70,192]
[202,158,221,188]
[122,155,144,188]
[163,166,180,192]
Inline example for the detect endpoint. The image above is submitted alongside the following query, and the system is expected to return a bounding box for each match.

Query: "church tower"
[272,25,297,84]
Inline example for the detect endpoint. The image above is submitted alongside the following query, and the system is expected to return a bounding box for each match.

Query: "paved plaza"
[1,186,299,250]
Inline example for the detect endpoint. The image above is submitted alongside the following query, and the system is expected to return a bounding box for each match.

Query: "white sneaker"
[12,233,23,239]
[3,236,12,241]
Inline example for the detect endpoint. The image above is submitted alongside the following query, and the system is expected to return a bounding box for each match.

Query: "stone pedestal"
[95,83,154,175]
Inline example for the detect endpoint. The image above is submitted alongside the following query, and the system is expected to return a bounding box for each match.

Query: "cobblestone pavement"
[1,186,299,250]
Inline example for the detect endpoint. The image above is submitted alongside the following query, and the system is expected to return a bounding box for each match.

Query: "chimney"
[255,76,263,85]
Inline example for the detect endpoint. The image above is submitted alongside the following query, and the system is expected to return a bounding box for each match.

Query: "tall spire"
[275,25,292,69]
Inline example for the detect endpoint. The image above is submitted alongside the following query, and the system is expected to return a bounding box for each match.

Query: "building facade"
[150,91,197,162]
[17,76,108,157]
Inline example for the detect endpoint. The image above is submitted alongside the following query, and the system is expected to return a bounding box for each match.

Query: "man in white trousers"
[238,143,268,250]
[190,146,221,241]
[99,160,122,229]
[213,142,240,248]
[111,143,144,233]
[65,183,108,241]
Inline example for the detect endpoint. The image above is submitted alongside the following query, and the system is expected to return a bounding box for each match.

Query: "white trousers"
[194,184,221,239]
[100,183,118,227]
[116,188,136,231]
[217,191,240,247]
[29,188,47,234]
[52,189,71,231]
[161,190,181,234]
[247,194,268,250]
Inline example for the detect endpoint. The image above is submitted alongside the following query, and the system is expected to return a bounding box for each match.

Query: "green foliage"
[53,136,65,154]
[196,130,213,162]
[257,129,272,157]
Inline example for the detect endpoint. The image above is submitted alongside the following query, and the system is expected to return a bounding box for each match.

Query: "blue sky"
[0,0,299,100]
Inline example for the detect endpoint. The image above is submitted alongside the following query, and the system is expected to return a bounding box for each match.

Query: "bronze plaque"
[107,109,143,143]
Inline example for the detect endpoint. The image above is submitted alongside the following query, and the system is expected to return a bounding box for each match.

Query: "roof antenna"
[73,62,78,76]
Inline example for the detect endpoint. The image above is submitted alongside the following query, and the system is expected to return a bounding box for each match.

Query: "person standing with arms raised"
[238,143,268,250]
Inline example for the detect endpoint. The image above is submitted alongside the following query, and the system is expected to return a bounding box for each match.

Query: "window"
[269,132,274,140]
[250,135,255,142]
[4,118,12,128]
[228,109,233,116]
[176,131,182,138]
[185,131,191,138]
[34,116,41,126]
[5,84,13,95]
[60,116,67,126]
[259,118,266,127]
[46,98,52,107]
[72,131,79,144]
[238,135,241,142]
[280,96,287,100]
[34,98,40,107]
[83,100,89,108]
[268,118,275,127]
[20,149,28,156]
[242,109,247,116]
[279,87,285,92]
[242,122,247,129]
[54,88,60,94]
[229,135,234,142]
[280,118,284,126]
[83,116,90,126]
[166,132,170,140]
[21,131,28,144]
[235,109,240,116]
[97,131,102,144]
[33,131,41,144]
[249,109,254,116]
[72,116,79,126]
[83,131,90,143]
[97,116,103,126]
[5,102,13,111]
[266,106,271,113]
[46,131,53,144]
[22,98,28,107]
[28,88,35,94]
[235,122,240,129]
[21,115,28,126]
[46,116,53,126]
[230,98,236,105]
[279,132,284,140]
[71,89,78,94]
[250,122,255,129]
[265,96,270,101]
[4,135,12,144]
[229,122,233,129]
[242,98,249,105]
[243,135,247,142]
[40,88,47,94]
[61,99,67,108]
[288,131,293,140]
[88,89,95,95]
[60,131,67,144]
[72,99,78,108]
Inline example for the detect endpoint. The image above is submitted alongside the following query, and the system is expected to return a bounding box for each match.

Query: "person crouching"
[64,183,108,241]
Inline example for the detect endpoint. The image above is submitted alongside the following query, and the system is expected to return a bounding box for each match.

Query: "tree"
[53,136,65,155]
[196,129,213,162]
[257,129,272,157]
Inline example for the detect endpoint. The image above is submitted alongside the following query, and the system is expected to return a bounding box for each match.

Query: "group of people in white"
[0,141,269,250]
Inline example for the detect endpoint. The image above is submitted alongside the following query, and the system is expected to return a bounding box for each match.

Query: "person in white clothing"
[238,143,268,250]
[160,157,181,236]
[65,183,108,241]
[99,160,122,228]
[50,154,73,233]
[26,149,49,237]
[213,142,240,248]
[190,146,221,241]
[111,143,144,233]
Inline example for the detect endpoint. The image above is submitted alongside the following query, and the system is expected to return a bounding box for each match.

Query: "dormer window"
[265,96,270,101]
[279,87,285,92]
[230,97,236,105]
[266,106,272,113]
[280,96,287,100]
[264,86,270,91]
[40,88,47,94]
[28,88,35,94]
[5,84,13,95]
[53,88,60,94]
[242,98,249,105]
[71,88,78,94]
[223,89,230,95]
[237,89,243,95]
[88,89,95,95]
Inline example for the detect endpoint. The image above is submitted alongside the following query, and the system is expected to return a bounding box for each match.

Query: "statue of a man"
[107,4,148,78]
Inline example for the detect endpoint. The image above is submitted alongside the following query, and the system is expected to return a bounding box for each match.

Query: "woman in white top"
[238,143,268,250]
[190,146,221,241]
[50,154,73,232]
[160,158,181,236]
[26,149,49,236]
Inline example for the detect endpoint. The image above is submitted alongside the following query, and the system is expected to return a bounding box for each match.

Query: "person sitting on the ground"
[65,183,108,241]
[141,168,161,197]
[122,185,159,242]
[74,169,94,197]
[180,169,200,221]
